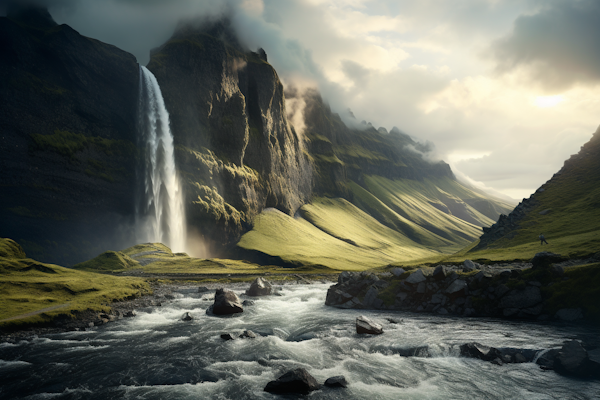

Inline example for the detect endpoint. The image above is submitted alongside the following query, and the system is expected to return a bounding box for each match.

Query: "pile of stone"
[326,253,576,320]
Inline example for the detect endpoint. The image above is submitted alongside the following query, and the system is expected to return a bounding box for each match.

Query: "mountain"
[234,89,514,269]
[146,19,312,252]
[0,6,513,266]
[467,126,600,260]
[0,5,139,264]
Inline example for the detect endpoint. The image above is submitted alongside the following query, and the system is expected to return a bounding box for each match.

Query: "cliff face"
[0,6,140,264]
[293,88,454,198]
[146,20,312,251]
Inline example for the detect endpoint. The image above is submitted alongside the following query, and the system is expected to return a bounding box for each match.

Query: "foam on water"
[1,283,599,400]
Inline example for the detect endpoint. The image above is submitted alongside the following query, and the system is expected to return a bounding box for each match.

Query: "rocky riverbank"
[325,252,600,322]
[0,274,334,343]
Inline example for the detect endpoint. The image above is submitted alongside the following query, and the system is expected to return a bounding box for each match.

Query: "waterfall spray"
[136,65,186,252]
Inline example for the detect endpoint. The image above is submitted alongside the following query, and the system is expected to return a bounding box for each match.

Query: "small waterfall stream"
[136,65,186,252]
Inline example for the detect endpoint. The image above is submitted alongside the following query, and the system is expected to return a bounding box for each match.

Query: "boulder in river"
[324,375,348,388]
[181,312,193,321]
[209,288,243,315]
[246,277,272,296]
[460,342,501,361]
[356,315,383,335]
[264,368,321,395]
[554,340,600,379]
[239,330,257,339]
[220,333,236,341]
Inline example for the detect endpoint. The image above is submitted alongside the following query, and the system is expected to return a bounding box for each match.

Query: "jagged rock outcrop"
[147,19,312,252]
[0,5,139,264]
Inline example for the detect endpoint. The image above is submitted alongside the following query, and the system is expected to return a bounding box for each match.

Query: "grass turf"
[0,239,150,328]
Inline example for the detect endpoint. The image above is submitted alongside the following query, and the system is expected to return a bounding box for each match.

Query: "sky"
[4,0,600,201]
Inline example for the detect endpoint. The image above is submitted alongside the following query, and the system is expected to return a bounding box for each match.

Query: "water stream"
[1,284,598,399]
[136,65,186,253]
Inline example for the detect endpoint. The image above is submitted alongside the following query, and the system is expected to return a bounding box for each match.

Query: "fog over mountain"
[3,0,600,200]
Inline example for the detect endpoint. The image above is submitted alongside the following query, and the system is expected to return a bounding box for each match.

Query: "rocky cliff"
[146,19,312,252]
[0,5,140,264]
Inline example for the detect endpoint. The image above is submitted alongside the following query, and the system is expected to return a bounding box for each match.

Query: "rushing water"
[1,284,598,399]
[136,65,186,252]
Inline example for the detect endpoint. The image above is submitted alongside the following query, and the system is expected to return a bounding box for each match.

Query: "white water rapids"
[0,283,598,399]
[136,65,186,252]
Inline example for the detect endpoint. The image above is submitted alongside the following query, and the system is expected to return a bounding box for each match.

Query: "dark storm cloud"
[490,0,600,91]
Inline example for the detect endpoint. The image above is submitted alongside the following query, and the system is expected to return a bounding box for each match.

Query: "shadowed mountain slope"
[0,6,139,265]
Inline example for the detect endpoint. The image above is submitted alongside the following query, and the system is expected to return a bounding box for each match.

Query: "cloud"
[489,0,600,91]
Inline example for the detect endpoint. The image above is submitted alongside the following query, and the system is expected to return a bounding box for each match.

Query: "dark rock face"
[0,7,139,265]
[245,277,272,296]
[356,315,383,335]
[210,288,243,315]
[264,368,321,395]
[147,19,312,251]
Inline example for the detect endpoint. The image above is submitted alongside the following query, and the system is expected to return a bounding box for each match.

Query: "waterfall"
[136,65,186,252]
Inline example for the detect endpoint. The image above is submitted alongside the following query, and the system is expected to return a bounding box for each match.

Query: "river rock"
[356,315,383,334]
[324,375,348,388]
[220,333,236,340]
[264,368,321,395]
[210,288,243,315]
[246,277,272,296]
[198,286,210,293]
[406,269,426,284]
[555,308,583,321]
[181,312,193,321]
[554,340,600,378]
[536,348,560,370]
[531,252,566,270]
[433,265,448,280]
[499,286,541,310]
[463,260,477,272]
[460,342,501,361]
[239,330,257,339]
[446,279,467,296]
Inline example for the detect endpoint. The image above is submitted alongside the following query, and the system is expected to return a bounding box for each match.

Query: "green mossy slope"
[0,238,149,329]
[238,198,450,270]
[465,129,600,261]
[236,175,513,269]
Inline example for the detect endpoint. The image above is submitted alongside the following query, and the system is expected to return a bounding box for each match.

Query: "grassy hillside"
[236,175,513,270]
[0,239,149,329]
[74,242,335,276]
[465,130,600,261]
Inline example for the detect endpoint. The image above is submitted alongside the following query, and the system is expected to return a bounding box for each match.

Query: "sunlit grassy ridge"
[236,175,514,270]
[238,200,444,270]
[464,130,600,261]
[0,239,149,328]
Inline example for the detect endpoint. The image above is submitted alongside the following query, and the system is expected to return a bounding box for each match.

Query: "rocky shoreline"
[326,252,599,323]
[0,275,334,343]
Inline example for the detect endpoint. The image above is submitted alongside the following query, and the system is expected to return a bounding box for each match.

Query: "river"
[1,283,598,399]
